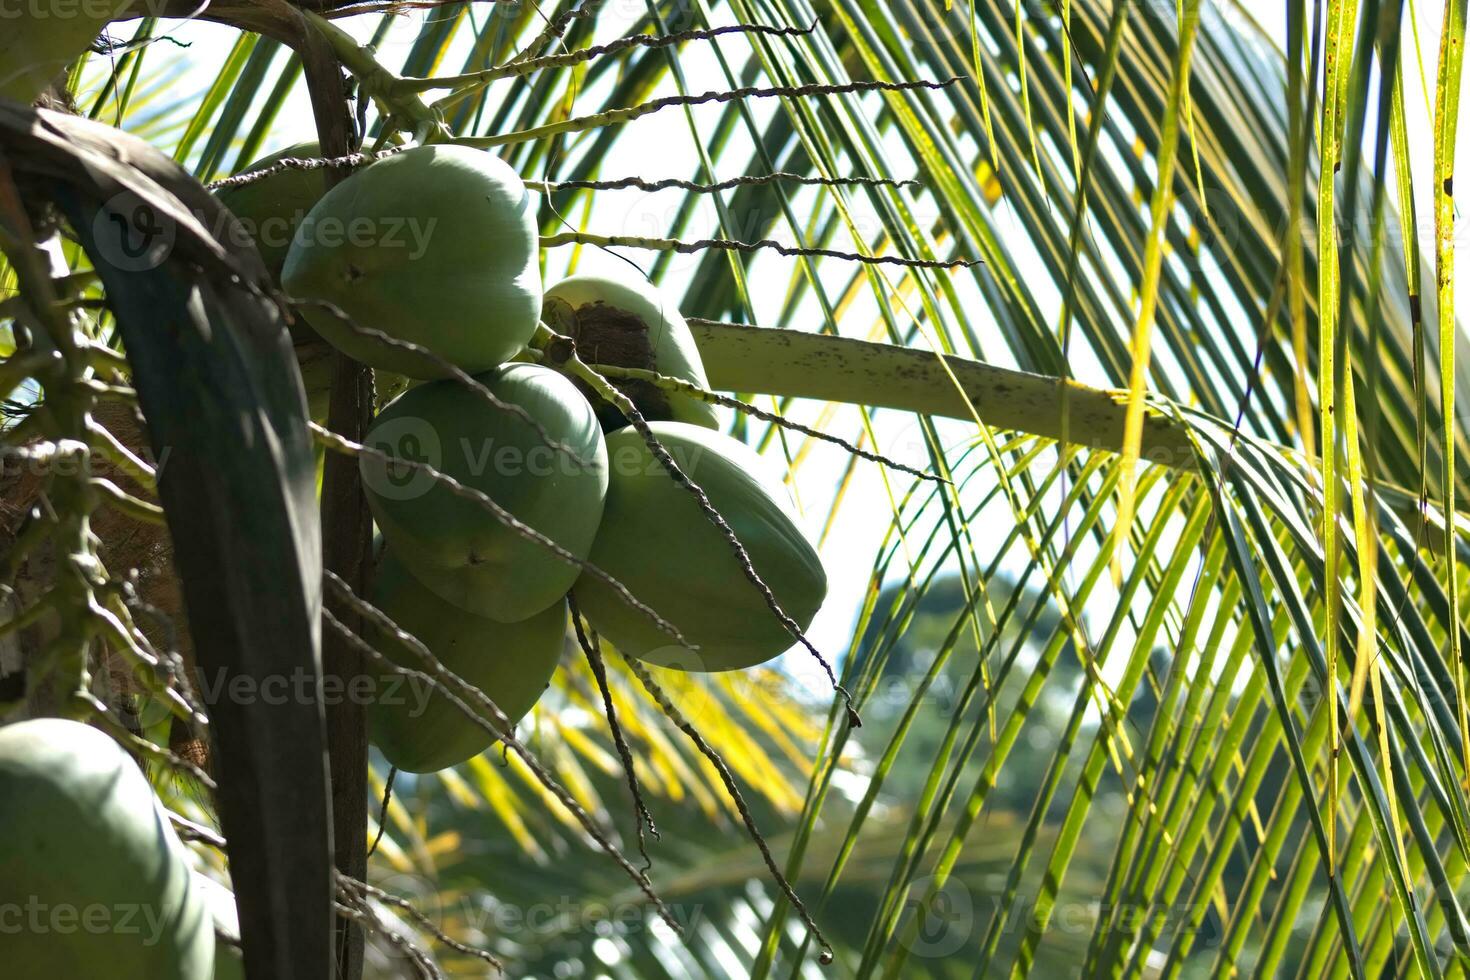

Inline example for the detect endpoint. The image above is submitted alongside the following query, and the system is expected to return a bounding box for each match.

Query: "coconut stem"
[298,29,375,979]
[541,231,978,269]
[621,655,836,966]
[683,320,1470,559]
[570,603,659,871]
[301,10,442,144]
[321,581,684,935]
[456,77,966,149]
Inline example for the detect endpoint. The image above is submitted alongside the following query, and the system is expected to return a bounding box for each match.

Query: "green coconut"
[0,718,215,978]
[214,142,329,284]
[543,275,719,430]
[366,549,568,773]
[361,363,607,623]
[282,144,541,378]
[573,422,826,672]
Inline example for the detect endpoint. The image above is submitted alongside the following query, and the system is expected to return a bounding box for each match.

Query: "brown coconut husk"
[560,301,675,428]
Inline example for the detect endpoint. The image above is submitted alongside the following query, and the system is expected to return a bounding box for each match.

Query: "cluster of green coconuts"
[221,142,829,774]
[0,141,829,978]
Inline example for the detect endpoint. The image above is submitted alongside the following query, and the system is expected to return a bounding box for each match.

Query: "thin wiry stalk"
[204,147,406,190]
[367,765,396,859]
[621,655,834,965]
[331,891,442,980]
[337,872,504,974]
[540,232,979,269]
[511,0,604,64]
[569,600,659,871]
[529,172,920,193]
[457,78,966,147]
[212,157,919,197]
[321,581,684,934]
[420,23,817,94]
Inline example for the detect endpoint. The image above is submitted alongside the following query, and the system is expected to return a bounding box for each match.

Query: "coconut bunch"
[224,144,828,774]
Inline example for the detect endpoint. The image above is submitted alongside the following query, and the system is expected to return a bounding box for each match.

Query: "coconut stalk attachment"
[214,142,330,287]
[542,274,720,430]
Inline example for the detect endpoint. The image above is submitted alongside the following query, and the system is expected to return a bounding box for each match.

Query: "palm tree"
[2,0,1468,977]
